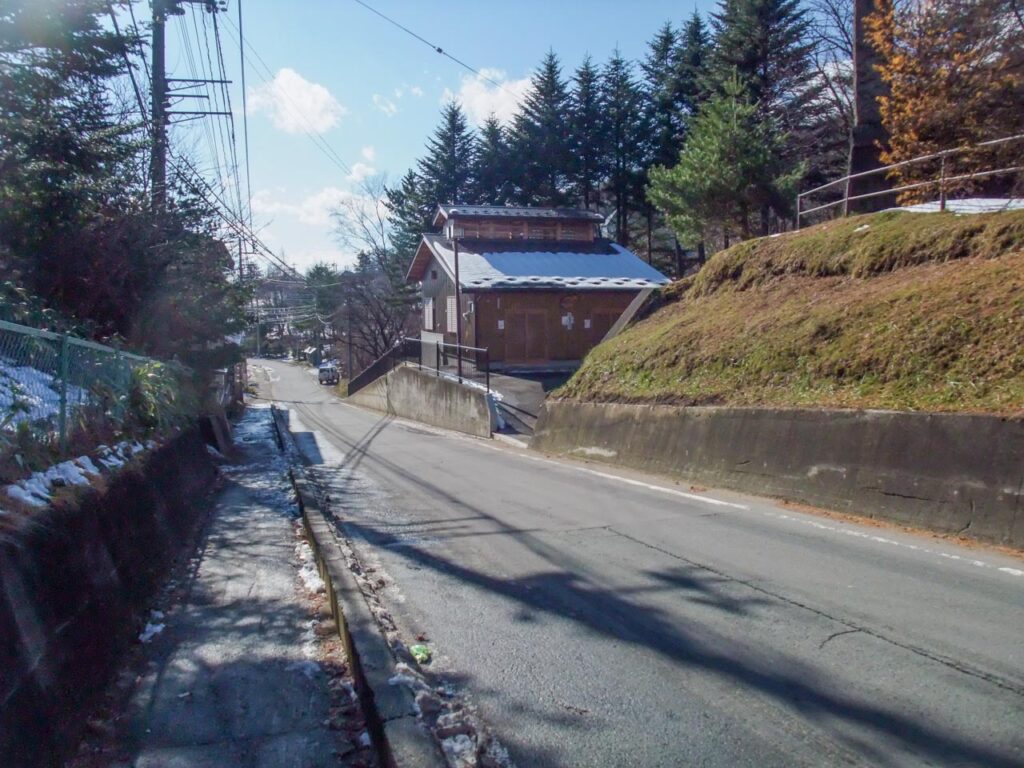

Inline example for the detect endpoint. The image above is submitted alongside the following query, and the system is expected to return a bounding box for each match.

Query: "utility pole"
[453,236,463,382]
[149,0,230,213]
[150,0,168,212]
[346,300,353,379]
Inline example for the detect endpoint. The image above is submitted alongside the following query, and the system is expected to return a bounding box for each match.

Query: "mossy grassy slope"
[560,210,1024,414]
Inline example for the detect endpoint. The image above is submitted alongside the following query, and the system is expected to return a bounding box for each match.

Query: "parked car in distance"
[318,364,339,385]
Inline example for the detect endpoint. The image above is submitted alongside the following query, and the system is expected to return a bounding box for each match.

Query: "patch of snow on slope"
[896,197,1024,214]
[4,441,151,507]
[0,358,89,428]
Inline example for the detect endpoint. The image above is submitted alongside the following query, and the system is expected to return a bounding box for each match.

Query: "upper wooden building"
[407,205,669,369]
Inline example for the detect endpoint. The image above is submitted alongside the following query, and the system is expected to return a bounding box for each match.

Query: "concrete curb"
[269,406,446,768]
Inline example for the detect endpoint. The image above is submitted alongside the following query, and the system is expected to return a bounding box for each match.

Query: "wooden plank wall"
[472,291,636,364]
[420,255,456,339]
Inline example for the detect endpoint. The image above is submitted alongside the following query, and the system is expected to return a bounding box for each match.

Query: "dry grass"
[560,210,1024,414]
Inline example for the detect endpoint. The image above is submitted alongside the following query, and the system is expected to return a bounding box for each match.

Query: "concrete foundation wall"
[0,429,217,766]
[533,402,1024,547]
[347,365,495,439]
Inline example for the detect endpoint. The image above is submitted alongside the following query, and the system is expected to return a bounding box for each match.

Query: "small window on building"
[446,295,457,334]
[430,269,438,280]
[424,297,434,330]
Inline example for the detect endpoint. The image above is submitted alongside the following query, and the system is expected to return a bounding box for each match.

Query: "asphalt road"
[253,360,1024,768]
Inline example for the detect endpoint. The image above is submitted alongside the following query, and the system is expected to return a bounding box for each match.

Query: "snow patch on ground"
[3,440,149,507]
[0,358,87,429]
[138,615,165,644]
[220,404,297,519]
[442,734,476,767]
[432,368,504,401]
[295,536,326,595]
[896,197,1024,214]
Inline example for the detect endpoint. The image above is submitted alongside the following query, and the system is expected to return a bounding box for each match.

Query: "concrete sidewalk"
[115,407,369,768]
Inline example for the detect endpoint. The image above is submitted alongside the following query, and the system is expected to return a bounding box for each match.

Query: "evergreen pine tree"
[416,102,476,207]
[509,51,573,206]
[648,76,802,246]
[709,0,818,231]
[641,22,682,171]
[472,115,511,204]
[568,55,608,210]
[674,12,713,127]
[601,49,646,246]
[384,169,430,258]
[710,0,818,130]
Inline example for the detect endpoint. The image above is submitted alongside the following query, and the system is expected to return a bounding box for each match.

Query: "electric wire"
[211,10,245,223]
[188,7,230,210]
[237,0,255,240]
[109,3,309,291]
[220,12,355,177]
[351,0,521,98]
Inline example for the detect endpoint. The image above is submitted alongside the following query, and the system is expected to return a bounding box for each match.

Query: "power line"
[108,2,306,288]
[211,10,245,222]
[167,149,304,279]
[174,10,223,196]
[236,0,254,236]
[351,0,522,98]
[220,12,355,177]
[107,2,148,123]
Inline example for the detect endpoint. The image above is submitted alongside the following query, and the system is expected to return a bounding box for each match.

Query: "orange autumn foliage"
[866,0,1024,200]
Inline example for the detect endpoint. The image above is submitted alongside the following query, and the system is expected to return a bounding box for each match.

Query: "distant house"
[406,205,669,369]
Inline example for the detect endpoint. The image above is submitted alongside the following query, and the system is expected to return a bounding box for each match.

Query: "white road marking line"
[516,452,749,509]
[762,510,1022,578]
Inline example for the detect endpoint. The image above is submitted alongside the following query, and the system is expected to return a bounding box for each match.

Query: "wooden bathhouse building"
[407,205,669,369]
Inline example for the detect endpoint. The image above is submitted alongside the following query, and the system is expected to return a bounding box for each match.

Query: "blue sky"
[158,0,716,273]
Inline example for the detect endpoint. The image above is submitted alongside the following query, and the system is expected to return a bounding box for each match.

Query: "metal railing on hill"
[346,337,490,397]
[797,134,1024,228]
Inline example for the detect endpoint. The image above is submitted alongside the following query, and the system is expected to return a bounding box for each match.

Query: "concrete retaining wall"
[533,402,1024,547]
[0,429,217,766]
[347,365,495,438]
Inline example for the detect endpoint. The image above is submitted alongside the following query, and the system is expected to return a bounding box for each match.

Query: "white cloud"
[347,162,376,183]
[393,83,425,100]
[290,247,355,271]
[372,94,398,117]
[442,68,530,125]
[248,68,346,134]
[361,145,376,162]
[252,186,349,227]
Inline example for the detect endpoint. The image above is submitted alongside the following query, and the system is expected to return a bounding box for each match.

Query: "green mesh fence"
[0,319,148,451]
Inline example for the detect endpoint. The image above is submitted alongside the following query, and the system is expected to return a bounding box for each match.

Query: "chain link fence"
[0,319,161,476]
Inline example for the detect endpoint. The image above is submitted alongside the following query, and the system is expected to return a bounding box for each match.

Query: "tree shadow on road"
[295,412,1023,768]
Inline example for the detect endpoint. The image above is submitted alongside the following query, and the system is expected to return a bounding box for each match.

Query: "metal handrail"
[345,336,491,395]
[796,133,1024,228]
[431,340,490,391]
